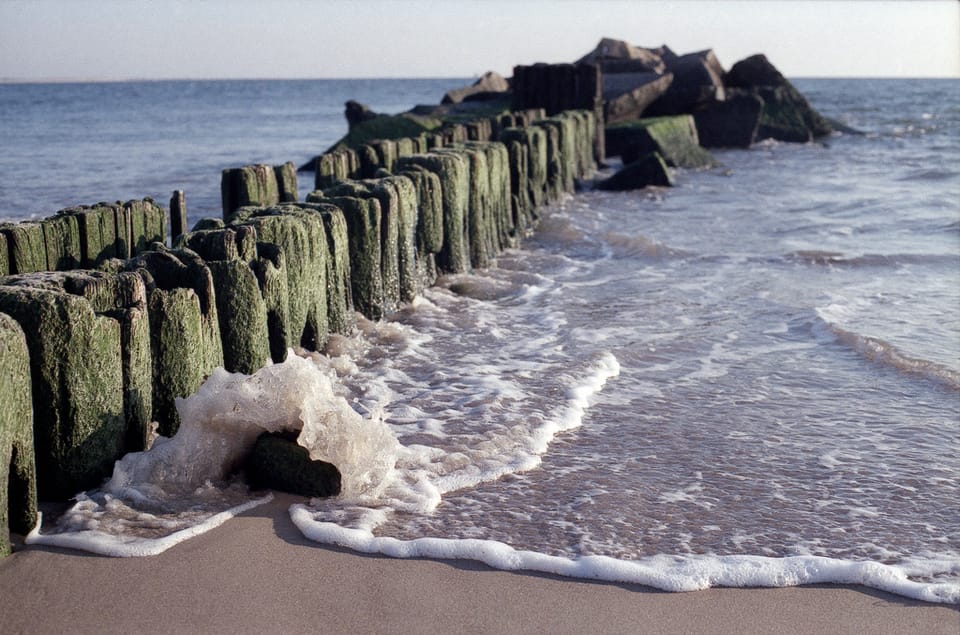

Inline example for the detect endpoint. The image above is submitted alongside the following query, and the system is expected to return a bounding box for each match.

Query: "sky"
[1,0,958,81]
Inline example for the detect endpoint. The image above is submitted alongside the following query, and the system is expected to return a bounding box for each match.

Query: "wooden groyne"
[1,37,839,553]
[0,103,598,555]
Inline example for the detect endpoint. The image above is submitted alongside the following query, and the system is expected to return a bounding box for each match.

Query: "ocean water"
[4,78,959,603]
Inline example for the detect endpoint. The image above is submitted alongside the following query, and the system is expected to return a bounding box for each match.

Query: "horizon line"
[3,74,959,85]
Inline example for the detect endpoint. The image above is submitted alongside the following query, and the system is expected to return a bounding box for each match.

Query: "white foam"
[289,506,959,604]
[30,351,401,554]
[25,494,273,557]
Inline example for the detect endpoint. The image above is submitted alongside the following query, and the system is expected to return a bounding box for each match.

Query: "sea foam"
[26,351,401,552]
[289,506,960,604]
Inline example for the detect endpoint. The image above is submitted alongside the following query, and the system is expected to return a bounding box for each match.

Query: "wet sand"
[1,493,956,634]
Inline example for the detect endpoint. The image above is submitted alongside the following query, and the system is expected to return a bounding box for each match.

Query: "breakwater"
[0,103,598,554]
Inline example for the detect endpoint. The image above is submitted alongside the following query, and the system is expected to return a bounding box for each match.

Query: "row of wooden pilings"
[0,105,599,555]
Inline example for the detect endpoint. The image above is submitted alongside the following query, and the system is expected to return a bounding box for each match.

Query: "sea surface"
[2,78,959,603]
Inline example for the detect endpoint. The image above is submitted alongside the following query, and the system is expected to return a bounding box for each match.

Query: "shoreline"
[2,493,956,634]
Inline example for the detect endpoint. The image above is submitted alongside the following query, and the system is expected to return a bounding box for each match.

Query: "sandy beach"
[0,493,956,634]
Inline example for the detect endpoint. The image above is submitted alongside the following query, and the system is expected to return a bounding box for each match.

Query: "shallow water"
[10,78,960,602]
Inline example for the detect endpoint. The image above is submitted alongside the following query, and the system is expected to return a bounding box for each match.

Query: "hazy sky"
[1,0,958,81]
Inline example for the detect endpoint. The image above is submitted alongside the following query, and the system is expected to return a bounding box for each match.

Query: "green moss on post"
[397,165,442,289]
[175,226,257,263]
[42,214,82,271]
[221,165,281,218]
[0,287,124,499]
[324,196,384,320]
[65,271,152,452]
[72,205,119,267]
[0,232,8,277]
[274,162,299,203]
[381,175,420,301]
[121,198,167,258]
[0,312,37,556]
[301,204,354,334]
[127,247,224,435]
[206,260,271,375]
[147,286,205,436]
[439,146,493,269]
[1,223,48,274]
[396,152,470,274]
[234,208,329,351]
[250,243,291,364]
[467,141,512,255]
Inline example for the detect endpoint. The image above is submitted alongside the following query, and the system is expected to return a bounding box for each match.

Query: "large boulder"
[605,116,716,169]
[603,72,674,123]
[325,112,444,153]
[693,89,764,148]
[577,37,666,74]
[442,71,510,104]
[645,50,726,116]
[345,100,378,129]
[244,431,341,498]
[724,54,833,142]
[596,152,673,191]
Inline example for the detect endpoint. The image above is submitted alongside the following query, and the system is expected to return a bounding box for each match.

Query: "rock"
[693,89,764,147]
[645,50,726,116]
[326,112,444,153]
[244,431,341,497]
[345,100,378,129]
[724,53,787,87]
[441,71,511,105]
[605,115,716,169]
[576,37,666,74]
[724,54,833,142]
[596,152,674,191]
[0,285,125,498]
[603,72,674,124]
[0,311,37,556]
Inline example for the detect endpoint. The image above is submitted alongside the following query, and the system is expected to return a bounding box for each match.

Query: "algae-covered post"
[0,312,37,557]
